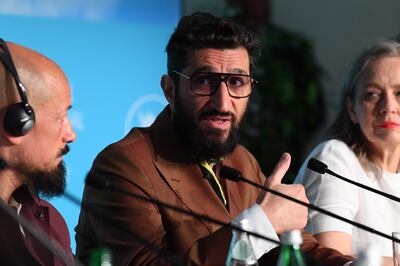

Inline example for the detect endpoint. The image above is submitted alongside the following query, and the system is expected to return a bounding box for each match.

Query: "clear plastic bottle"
[277,230,306,266]
[89,247,112,266]
[355,245,381,266]
[226,219,258,266]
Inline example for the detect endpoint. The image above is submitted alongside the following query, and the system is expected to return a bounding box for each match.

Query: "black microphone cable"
[63,189,186,266]
[83,173,280,245]
[219,165,400,245]
[308,158,400,203]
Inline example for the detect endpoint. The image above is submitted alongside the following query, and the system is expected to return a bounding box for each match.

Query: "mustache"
[60,145,70,156]
[200,110,235,119]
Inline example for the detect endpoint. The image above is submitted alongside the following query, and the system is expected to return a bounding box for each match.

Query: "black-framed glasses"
[173,70,256,98]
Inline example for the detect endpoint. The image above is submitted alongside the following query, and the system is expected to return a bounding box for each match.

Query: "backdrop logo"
[69,84,85,132]
[124,94,167,134]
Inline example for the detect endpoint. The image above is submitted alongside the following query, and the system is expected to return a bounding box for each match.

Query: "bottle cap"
[280,230,303,245]
[89,247,112,266]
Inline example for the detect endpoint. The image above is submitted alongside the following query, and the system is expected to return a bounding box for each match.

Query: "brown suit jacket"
[75,107,353,265]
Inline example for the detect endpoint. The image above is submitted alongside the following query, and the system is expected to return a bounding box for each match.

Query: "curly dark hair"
[166,12,260,79]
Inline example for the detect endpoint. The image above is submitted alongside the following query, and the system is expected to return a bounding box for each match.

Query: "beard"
[173,98,241,160]
[22,162,67,199]
[12,145,70,199]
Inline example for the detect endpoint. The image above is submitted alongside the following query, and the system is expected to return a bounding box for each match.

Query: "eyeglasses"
[173,70,256,98]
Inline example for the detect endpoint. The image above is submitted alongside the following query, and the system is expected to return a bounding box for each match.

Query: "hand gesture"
[257,153,308,234]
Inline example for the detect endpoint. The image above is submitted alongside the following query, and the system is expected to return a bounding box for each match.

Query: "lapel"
[154,158,231,226]
[150,107,232,228]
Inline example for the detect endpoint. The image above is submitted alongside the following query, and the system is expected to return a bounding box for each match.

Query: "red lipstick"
[379,121,400,129]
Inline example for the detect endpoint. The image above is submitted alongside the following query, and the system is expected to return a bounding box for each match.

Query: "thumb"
[266,152,291,187]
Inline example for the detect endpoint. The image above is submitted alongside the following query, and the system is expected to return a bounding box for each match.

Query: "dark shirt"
[0,185,73,265]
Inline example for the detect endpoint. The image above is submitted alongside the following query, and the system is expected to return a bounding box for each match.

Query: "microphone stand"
[309,158,400,203]
[220,167,400,245]
[83,177,280,245]
[63,192,186,266]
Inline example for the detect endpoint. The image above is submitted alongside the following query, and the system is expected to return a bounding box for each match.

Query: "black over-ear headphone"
[0,39,35,136]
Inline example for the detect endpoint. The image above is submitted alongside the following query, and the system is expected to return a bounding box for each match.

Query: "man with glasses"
[172,70,255,98]
[76,12,353,265]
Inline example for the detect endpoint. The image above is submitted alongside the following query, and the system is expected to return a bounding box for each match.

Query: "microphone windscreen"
[220,166,242,182]
[85,173,110,189]
[307,158,328,174]
[0,159,7,170]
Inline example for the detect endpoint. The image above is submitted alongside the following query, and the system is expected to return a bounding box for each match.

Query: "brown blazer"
[75,107,353,265]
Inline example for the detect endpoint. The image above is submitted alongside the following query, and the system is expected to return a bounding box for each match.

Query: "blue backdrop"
[1,0,181,251]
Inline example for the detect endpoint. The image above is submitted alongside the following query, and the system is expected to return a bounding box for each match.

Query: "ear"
[1,130,24,145]
[346,97,358,124]
[161,74,176,110]
[2,128,24,145]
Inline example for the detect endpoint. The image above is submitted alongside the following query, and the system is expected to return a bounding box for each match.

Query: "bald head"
[0,42,68,110]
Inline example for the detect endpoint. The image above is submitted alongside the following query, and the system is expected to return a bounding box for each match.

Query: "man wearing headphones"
[0,40,76,265]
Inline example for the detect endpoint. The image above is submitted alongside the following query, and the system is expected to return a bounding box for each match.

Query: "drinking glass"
[393,232,400,266]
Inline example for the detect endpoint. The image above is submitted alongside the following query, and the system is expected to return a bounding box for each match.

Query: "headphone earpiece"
[3,103,35,136]
[0,39,36,136]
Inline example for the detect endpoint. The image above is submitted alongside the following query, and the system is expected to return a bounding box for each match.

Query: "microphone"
[0,198,76,266]
[220,166,242,182]
[307,158,400,203]
[220,165,400,244]
[0,159,8,170]
[307,158,327,174]
[84,173,280,245]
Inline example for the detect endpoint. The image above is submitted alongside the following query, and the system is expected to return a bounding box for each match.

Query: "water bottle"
[355,245,381,266]
[89,247,112,266]
[226,219,258,266]
[277,230,306,266]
